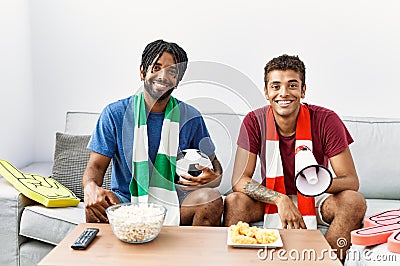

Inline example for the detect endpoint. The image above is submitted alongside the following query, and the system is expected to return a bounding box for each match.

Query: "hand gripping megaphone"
[294,145,333,197]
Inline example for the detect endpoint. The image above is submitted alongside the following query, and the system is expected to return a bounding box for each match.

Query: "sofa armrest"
[0,161,53,265]
[0,177,35,266]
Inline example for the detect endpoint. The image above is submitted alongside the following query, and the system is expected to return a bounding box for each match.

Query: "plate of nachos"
[227,221,283,248]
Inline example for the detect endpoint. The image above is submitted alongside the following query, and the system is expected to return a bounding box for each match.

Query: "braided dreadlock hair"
[264,54,306,86]
[141,40,188,83]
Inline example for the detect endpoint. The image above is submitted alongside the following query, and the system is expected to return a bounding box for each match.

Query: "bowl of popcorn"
[106,202,167,244]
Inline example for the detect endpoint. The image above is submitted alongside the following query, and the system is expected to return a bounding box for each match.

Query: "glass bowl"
[106,202,167,244]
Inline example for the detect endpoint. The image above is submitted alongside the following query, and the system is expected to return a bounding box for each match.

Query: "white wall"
[3,0,400,163]
[0,0,34,167]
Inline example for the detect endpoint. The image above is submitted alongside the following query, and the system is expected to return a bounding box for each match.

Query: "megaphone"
[295,145,333,197]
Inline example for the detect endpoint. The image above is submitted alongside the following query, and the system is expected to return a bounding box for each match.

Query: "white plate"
[227,228,283,248]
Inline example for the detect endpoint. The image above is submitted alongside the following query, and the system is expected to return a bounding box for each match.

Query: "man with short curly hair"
[224,54,366,260]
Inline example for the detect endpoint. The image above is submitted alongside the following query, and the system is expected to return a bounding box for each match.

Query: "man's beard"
[144,80,175,102]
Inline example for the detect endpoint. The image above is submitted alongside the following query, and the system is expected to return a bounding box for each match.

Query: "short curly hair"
[264,54,306,86]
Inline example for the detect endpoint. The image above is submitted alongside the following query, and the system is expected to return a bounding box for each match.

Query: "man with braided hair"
[83,40,223,226]
[224,54,366,260]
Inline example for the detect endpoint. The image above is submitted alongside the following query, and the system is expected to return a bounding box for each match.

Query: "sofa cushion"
[20,162,53,177]
[51,132,111,200]
[203,113,243,195]
[342,117,400,200]
[65,111,100,135]
[202,112,263,196]
[20,203,85,245]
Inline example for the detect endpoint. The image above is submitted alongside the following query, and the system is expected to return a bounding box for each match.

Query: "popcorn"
[231,234,258,244]
[107,203,166,243]
[255,228,279,244]
[229,221,278,244]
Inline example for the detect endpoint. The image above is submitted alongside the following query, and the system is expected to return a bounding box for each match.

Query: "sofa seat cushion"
[365,199,400,217]
[20,203,85,245]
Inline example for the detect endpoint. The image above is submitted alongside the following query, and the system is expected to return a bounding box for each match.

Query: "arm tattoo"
[244,180,282,204]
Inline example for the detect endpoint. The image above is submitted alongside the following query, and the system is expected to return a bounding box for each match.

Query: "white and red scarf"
[263,104,317,229]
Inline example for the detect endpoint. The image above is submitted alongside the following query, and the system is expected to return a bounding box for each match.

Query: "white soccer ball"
[175,149,213,180]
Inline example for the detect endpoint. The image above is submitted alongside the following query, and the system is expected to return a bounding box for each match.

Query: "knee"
[204,189,223,211]
[225,192,246,207]
[337,190,366,220]
[224,192,253,215]
[192,189,223,226]
[194,187,222,204]
[184,188,223,213]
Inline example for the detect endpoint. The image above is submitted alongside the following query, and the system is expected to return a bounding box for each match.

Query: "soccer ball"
[175,149,213,180]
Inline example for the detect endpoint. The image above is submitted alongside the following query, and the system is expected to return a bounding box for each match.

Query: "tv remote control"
[71,228,99,250]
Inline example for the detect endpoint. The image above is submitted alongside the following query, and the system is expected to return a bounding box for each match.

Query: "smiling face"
[140,52,178,102]
[265,69,306,120]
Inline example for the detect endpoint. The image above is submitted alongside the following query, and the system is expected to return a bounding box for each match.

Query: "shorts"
[176,188,193,205]
[288,193,331,226]
[113,189,191,206]
[315,193,331,226]
[113,191,131,203]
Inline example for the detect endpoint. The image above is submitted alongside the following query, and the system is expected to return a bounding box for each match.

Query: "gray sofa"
[1,111,400,266]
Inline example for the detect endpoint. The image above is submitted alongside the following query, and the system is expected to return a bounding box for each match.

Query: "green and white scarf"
[130,92,180,225]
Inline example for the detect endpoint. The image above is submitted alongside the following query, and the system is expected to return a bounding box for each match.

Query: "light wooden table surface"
[38,223,342,266]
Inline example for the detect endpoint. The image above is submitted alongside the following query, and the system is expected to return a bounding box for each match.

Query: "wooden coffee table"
[38,223,341,265]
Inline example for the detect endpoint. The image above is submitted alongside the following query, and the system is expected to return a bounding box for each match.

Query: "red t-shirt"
[237,104,353,195]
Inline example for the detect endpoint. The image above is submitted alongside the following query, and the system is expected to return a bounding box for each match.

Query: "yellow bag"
[0,159,80,207]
